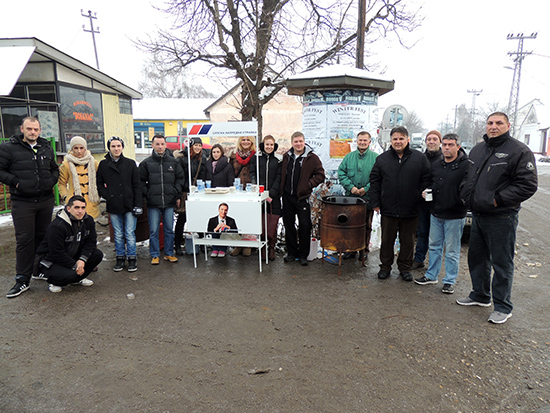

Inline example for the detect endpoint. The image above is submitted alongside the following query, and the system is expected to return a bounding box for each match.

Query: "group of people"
[1,113,539,324]
[338,112,537,324]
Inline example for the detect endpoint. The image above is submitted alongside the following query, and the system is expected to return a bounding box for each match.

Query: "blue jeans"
[110,212,137,258]
[413,203,431,263]
[424,216,465,285]
[148,207,175,257]
[467,212,518,314]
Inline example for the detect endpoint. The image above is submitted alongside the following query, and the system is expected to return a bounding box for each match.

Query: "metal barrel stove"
[320,196,367,274]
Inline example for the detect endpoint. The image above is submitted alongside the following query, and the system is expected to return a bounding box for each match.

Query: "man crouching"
[35,195,103,293]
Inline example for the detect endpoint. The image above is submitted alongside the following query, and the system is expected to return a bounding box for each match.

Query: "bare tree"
[138,56,216,99]
[406,110,425,135]
[137,0,421,133]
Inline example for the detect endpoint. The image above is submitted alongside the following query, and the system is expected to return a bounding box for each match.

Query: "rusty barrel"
[320,196,366,252]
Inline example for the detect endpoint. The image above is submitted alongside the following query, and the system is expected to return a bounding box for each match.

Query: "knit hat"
[70,136,87,150]
[190,137,203,146]
[426,130,442,142]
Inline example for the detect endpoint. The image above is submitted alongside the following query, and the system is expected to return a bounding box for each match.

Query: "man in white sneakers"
[35,195,103,293]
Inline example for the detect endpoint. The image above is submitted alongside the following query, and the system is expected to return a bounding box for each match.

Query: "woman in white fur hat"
[58,136,100,218]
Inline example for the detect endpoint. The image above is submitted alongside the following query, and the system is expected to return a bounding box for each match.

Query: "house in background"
[133,98,215,154]
[514,99,550,155]
[0,37,141,159]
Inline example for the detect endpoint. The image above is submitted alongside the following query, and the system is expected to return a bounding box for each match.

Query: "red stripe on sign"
[189,125,202,135]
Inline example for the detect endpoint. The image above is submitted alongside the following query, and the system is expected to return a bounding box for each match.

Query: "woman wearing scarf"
[229,136,256,256]
[58,136,100,218]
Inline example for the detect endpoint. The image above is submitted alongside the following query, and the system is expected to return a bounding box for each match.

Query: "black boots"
[127,257,137,272]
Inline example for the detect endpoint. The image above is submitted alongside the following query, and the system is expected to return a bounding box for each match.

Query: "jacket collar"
[483,131,511,147]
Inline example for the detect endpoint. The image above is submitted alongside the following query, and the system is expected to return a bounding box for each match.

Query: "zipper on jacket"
[160,156,165,209]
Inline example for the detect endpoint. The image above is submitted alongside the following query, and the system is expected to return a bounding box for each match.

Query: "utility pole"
[81,10,100,70]
[356,0,367,69]
[507,33,537,137]
[467,89,482,145]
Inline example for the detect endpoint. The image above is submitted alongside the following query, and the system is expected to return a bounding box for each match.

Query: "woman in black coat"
[173,138,208,255]
[205,144,234,188]
[250,135,282,260]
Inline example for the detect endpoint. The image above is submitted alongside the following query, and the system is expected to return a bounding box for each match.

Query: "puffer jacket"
[460,131,538,214]
[139,150,184,208]
[0,134,59,202]
[280,145,325,201]
[250,143,283,214]
[369,144,431,217]
[175,149,207,192]
[205,155,234,188]
[97,153,143,214]
[430,149,468,219]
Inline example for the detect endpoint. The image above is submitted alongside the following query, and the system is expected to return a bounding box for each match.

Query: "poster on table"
[185,197,262,235]
[302,89,379,172]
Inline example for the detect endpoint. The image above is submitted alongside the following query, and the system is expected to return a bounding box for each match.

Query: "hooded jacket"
[97,153,143,214]
[0,134,59,202]
[250,142,283,214]
[430,149,468,219]
[36,207,97,269]
[280,145,325,201]
[139,149,184,208]
[369,144,431,218]
[460,131,538,214]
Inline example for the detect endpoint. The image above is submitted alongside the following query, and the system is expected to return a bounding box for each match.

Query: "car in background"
[165,136,212,153]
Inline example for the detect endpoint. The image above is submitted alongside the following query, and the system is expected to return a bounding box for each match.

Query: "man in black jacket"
[369,126,431,281]
[412,130,442,269]
[0,117,59,298]
[457,112,538,324]
[35,195,103,293]
[414,134,468,294]
[97,136,143,272]
[139,135,184,265]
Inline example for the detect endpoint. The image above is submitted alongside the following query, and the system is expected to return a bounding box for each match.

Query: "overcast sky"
[1,0,548,130]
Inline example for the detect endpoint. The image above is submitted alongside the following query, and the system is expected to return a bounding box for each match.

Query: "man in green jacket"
[337,131,378,264]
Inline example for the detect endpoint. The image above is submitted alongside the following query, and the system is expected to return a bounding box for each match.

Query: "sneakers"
[299,258,308,266]
[218,251,226,258]
[377,269,390,279]
[488,311,512,324]
[230,247,242,256]
[164,255,178,263]
[6,282,30,298]
[400,271,413,282]
[414,276,438,285]
[456,297,491,307]
[284,255,296,262]
[127,258,137,272]
[242,247,252,257]
[75,278,94,287]
[211,250,219,258]
[441,284,455,294]
[32,273,48,281]
[113,257,125,272]
[411,261,425,270]
[151,257,160,265]
[48,284,62,293]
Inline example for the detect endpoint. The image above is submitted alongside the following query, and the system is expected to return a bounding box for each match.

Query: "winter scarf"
[64,150,100,203]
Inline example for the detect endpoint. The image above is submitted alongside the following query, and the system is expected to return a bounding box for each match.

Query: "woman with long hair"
[205,143,234,188]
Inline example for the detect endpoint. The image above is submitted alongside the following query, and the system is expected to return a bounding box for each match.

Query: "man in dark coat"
[97,136,143,272]
[35,195,103,293]
[139,135,184,265]
[369,126,431,281]
[280,131,325,266]
[457,112,538,324]
[0,117,59,298]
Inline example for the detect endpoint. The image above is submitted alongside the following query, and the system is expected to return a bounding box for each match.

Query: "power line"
[507,32,537,137]
[81,10,100,70]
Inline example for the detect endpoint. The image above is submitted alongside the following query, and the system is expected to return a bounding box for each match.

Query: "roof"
[0,37,142,99]
[133,98,216,120]
[286,64,395,96]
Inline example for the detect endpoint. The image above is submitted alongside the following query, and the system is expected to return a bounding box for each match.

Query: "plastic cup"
[259,185,265,193]
[206,180,212,189]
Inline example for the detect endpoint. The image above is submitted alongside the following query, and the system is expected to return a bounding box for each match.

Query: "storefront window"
[0,106,27,140]
[59,85,104,152]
